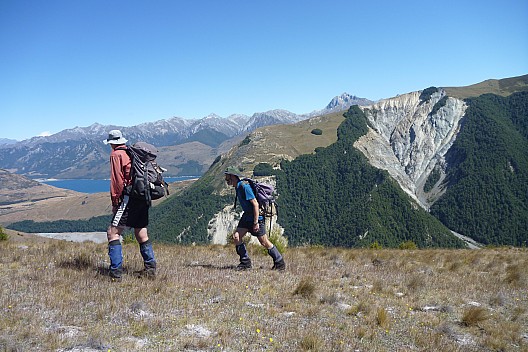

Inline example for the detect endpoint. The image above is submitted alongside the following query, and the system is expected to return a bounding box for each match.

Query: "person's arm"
[250,198,259,231]
[109,153,125,206]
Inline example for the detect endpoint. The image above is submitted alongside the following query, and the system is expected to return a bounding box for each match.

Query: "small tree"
[369,241,383,250]
[399,241,418,250]
[0,227,9,241]
[311,128,323,135]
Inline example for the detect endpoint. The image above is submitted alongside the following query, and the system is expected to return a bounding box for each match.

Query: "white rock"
[356,89,467,209]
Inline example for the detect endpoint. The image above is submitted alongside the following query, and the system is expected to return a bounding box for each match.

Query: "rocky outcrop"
[208,205,238,245]
[355,89,467,208]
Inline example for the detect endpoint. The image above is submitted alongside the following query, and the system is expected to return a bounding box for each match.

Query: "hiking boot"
[236,262,252,271]
[271,259,286,271]
[109,269,122,281]
[134,267,156,279]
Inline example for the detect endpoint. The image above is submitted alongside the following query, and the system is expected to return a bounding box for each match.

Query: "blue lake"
[41,176,198,194]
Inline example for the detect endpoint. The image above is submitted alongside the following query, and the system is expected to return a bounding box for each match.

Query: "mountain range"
[3,75,528,248]
[144,74,528,248]
[0,94,372,179]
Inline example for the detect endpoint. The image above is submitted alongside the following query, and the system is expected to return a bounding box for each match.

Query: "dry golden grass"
[1,238,527,351]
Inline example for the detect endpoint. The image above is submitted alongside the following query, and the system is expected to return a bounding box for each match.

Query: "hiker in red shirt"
[104,130,157,280]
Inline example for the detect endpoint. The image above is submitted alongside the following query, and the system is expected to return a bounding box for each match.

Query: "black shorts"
[111,195,149,229]
[237,216,266,237]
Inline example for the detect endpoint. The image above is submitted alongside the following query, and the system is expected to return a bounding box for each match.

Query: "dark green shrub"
[210,155,221,168]
[311,128,323,135]
[240,135,251,146]
[419,87,438,104]
[253,163,275,176]
[424,166,442,192]
[370,241,383,250]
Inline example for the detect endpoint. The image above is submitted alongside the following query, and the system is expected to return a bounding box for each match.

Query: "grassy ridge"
[444,74,528,100]
[1,238,527,351]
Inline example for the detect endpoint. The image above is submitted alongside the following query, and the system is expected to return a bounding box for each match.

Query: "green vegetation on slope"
[148,173,230,244]
[7,216,111,233]
[431,92,528,246]
[275,106,463,248]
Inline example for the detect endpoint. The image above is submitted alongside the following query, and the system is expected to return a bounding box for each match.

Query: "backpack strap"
[144,163,152,207]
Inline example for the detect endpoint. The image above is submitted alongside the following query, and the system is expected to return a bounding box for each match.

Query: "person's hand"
[253,223,259,232]
[112,205,118,214]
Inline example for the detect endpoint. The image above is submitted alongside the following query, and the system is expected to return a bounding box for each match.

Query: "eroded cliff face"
[207,90,467,241]
[355,89,467,208]
[208,205,238,245]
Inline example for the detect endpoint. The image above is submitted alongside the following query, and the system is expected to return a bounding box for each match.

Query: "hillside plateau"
[444,74,528,100]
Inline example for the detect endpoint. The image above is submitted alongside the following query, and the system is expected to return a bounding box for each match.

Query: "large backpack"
[119,142,169,206]
[234,177,277,233]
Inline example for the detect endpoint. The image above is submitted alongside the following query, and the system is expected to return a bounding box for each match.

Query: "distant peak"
[204,113,223,120]
[325,93,371,110]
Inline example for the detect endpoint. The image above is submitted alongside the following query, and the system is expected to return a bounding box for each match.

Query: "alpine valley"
[3,75,528,248]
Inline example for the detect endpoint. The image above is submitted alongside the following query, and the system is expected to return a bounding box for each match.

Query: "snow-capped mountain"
[304,93,374,117]
[0,93,371,179]
[0,138,18,146]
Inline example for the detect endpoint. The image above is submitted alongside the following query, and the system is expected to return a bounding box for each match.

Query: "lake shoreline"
[39,176,200,194]
[36,232,108,243]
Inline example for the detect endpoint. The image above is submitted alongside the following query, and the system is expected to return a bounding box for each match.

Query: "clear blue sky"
[1,0,527,141]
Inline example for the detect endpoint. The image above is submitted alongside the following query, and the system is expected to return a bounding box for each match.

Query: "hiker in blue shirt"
[224,166,285,270]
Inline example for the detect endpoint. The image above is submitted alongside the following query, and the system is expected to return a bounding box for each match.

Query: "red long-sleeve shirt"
[109,147,131,206]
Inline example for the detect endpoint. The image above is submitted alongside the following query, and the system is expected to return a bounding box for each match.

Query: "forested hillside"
[275,106,463,248]
[148,173,230,244]
[431,92,528,246]
[7,80,527,248]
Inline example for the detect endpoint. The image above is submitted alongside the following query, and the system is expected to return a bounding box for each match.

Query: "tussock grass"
[293,277,317,299]
[461,306,489,327]
[299,334,322,351]
[1,240,527,351]
[505,264,525,286]
[376,307,390,328]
